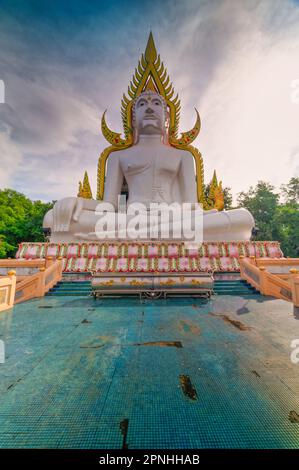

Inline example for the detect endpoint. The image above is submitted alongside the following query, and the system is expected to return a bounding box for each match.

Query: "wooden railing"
[0,271,16,312]
[0,257,63,305]
[239,256,299,306]
[0,259,45,269]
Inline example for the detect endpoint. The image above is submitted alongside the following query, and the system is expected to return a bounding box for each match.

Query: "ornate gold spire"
[77,181,83,197]
[214,181,224,211]
[205,170,224,211]
[78,171,93,199]
[145,31,157,62]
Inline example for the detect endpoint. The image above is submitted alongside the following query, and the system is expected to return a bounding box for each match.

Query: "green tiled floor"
[0,293,298,448]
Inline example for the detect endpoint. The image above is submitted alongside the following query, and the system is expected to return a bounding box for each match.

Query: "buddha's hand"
[72,197,117,222]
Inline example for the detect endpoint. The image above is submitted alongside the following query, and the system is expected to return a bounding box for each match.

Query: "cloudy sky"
[0,0,299,202]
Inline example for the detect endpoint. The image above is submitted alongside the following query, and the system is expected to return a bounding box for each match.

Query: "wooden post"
[57,257,63,277]
[2,270,16,311]
[290,269,299,307]
[37,266,46,297]
[239,255,245,277]
[45,256,54,269]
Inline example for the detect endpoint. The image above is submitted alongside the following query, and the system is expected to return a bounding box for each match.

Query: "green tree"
[0,189,53,258]
[222,187,233,210]
[281,177,299,204]
[237,181,279,240]
[274,204,299,257]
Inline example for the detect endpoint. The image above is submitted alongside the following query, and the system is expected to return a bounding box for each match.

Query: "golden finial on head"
[145,31,157,62]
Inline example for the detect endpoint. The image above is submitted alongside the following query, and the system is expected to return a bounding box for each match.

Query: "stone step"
[215,289,256,292]
[49,288,92,293]
[55,288,90,291]
[47,279,259,297]
[214,281,247,285]
[214,292,258,296]
[51,284,91,288]
[47,292,90,297]
[58,282,91,285]
[214,286,256,290]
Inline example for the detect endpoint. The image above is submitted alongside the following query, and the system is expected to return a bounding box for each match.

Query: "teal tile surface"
[0,291,298,449]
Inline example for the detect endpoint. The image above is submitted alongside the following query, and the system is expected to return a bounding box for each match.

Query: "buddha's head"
[132,91,169,142]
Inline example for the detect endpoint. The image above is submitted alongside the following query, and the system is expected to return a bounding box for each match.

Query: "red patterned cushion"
[87,244,100,258]
[25,244,40,259]
[148,245,159,258]
[199,257,212,271]
[158,257,170,271]
[94,257,109,272]
[227,243,239,257]
[178,257,191,271]
[73,257,88,271]
[207,243,220,257]
[116,257,128,272]
[219,257,233,271]
[137,258,149,271]
[167,244,179,258]
[266,242,283,258]
[66,244,80,259]
[46,244,60,258]
[107,245,118,258]
[127,245,139,258]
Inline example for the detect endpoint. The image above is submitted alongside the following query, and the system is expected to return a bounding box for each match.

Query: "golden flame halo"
[97,32,204,202]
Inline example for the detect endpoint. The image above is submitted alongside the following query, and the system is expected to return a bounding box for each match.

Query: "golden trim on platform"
[15,241,283,274]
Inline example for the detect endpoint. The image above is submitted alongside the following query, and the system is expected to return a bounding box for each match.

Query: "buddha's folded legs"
[44,199,254,242]
[202,208,254,241]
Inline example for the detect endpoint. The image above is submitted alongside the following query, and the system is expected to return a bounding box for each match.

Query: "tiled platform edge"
[16,241,283,273]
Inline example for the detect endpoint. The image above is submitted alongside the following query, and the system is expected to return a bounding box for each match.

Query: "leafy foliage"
[281,177,299,204]
[0,189,53,258]
[237,179,299,257]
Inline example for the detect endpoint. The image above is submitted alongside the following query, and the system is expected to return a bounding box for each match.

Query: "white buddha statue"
[43,91,254,242]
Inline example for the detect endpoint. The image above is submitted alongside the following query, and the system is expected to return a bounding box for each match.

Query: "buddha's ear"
[163,108,170,145]
[131,108,135,126]
[133,128,138,144]
[165,107,170,126]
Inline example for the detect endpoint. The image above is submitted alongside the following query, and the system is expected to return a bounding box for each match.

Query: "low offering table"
[91,272,214,299]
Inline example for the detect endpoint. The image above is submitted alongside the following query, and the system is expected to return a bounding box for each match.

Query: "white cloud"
[0,0,299,203]
[0,126,22,187]
[170,0,299,199]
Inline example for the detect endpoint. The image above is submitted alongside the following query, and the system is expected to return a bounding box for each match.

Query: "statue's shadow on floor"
[235,295,275,316]
[293,306,299,320]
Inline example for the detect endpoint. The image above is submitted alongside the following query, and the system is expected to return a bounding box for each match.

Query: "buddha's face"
[133,92,166,135]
